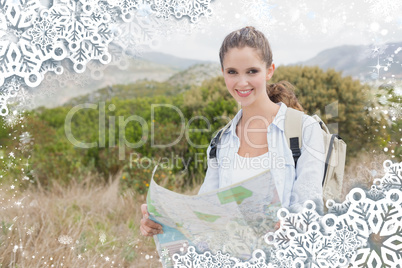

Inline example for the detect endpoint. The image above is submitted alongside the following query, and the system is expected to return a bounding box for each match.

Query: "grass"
[342,152,390,198]
[0,152,393,267]
[0,173,164,267]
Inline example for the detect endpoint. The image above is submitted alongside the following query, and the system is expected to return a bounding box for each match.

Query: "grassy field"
[0,152,391,267]
[0,174,167,267]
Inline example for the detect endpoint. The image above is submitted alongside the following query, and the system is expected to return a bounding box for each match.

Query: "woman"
[140,26,325,237]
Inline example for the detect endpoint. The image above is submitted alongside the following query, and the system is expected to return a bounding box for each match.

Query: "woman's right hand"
[140,204,163,236]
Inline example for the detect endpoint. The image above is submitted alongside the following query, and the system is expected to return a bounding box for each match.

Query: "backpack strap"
[284,108,304,167]
[209,120,232,159]
[311,114,342,186]
[210,107,305,164]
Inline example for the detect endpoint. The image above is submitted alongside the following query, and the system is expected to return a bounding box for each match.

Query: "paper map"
[147,166,281,267]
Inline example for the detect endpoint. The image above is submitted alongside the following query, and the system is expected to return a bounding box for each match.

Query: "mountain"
[141,51,215,69]
[33,52,216,108]
[167,62,221,90]
[62,62,222,106]
[33,42,402,109]
[297,42,402,80]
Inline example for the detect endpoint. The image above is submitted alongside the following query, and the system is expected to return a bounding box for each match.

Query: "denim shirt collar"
[227,102,288,138]
[271,102,287,132]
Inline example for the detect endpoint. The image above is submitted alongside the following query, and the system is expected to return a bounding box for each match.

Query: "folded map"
[147,166,281,267]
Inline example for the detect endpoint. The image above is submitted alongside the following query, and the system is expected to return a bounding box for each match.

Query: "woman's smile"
[236,88,254,97]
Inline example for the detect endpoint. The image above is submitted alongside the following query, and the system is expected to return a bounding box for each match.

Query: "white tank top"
[228,151,271,186]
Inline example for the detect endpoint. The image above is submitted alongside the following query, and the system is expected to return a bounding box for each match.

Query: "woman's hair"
[219,26,304,112]
[219,26,273,69]
[267,81,304,112]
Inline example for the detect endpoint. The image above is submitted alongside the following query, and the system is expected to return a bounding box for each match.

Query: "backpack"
[285,108,347,206]
[208,108,347,206]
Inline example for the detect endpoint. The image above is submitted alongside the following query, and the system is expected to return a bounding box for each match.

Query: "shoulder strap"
[210,108,305,164]
[284,108,304,167]
[209,120,232,159]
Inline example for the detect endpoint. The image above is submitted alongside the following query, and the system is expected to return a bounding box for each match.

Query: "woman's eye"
[226,69,257,74]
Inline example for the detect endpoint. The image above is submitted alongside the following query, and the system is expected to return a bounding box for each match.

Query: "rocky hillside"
[166,62,221,91]
[62,62,222,106]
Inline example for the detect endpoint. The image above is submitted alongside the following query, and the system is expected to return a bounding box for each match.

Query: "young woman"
[140,26,325,237]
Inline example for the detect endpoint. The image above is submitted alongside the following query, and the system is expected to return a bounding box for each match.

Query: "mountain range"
[296,42,402,80]
[33,42,402,108]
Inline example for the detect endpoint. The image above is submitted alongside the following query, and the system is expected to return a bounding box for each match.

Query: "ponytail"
[267,81,304,111]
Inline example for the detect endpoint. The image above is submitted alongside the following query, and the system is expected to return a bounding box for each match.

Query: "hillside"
[298,42,402,80]
[141,51,214,69]
[33,52,214,108]
[64,80,177,106]
[166,62,221,90]
[63,62,222,106]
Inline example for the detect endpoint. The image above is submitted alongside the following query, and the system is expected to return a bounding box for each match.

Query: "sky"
[149,0,402,66]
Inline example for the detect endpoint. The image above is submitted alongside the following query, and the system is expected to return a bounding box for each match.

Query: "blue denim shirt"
[198,102,325,213]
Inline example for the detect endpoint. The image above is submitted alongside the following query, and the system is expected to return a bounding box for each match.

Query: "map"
[147,166,281,266]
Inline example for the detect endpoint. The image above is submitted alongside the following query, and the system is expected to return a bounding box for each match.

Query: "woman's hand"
[140,204,163,236]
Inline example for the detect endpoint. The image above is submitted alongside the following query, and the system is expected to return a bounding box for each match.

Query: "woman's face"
[222,46,274,108]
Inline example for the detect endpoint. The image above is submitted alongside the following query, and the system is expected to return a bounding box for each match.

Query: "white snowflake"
[367,185,385,201]
[172,161,402,267]
[364,44,390,60]
[241,0,276,20]
[369,55,388,80]
[365,0,402,21]
[111,17,160,58]
[0,0,216,116]
[19,131,32,152]
[330,226,361,259]
[161,247,169,257]
[99,232,106,244]
[0,76,24,115]
[15,88,34,110]
[58,235,73,245]
[3,110,21,128]
[173,246,278,267]
[28,18,57,50]
[20,131,31,143]
[376,160,402,191]
[150,0,212,23]
[238,0,278,34]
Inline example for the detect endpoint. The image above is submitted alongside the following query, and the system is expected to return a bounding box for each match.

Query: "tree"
[270,65,381,156]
